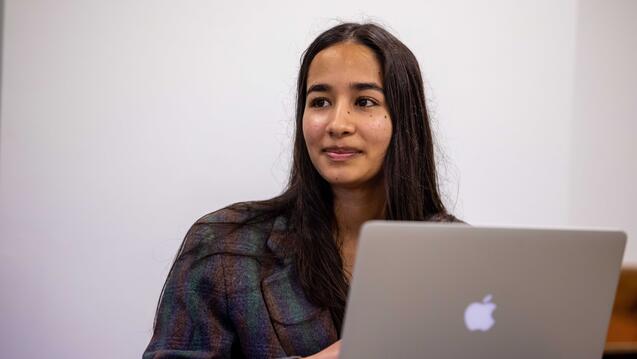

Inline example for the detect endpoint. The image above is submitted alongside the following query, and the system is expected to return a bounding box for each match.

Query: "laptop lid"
[340,222,626,359]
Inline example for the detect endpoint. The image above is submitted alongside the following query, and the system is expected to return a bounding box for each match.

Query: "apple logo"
[464,294,496,332]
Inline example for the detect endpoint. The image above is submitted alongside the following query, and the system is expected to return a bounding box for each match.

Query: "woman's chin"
[323,176,375,190]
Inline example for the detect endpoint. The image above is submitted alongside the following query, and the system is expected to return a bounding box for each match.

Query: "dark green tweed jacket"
[143,205,337,358]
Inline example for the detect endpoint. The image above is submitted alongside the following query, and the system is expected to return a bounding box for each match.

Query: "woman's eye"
[310,98,330,108]
[356,98,377,107]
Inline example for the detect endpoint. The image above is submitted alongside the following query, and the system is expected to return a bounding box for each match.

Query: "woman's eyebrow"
[307,82,384,94]
[307,83,330,94]
[351,82,384,93]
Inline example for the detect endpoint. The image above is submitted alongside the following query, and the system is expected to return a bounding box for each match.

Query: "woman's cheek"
[302,116,326,146]
[368,115,393,144]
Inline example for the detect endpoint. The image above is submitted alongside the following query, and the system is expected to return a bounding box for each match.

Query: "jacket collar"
[266,214,293,263]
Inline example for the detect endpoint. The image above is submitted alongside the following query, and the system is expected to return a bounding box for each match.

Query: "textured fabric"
[143,205,338,359]
[143,204,461,358]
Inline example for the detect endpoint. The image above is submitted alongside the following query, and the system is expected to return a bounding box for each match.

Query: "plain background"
[0,0,635,358]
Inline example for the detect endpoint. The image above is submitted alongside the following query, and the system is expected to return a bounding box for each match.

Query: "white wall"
[0,1,633,358]
[570,0,637,266]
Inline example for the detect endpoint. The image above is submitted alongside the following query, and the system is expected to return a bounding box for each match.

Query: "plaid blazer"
[143,205,337,359]
[143,204,459,358]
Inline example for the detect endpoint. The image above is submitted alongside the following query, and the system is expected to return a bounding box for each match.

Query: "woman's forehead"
[307,42,383,89]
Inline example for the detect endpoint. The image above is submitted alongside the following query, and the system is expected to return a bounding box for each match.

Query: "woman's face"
[303,42,393,190]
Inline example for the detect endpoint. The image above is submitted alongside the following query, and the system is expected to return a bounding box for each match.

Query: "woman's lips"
[323,147,362,161]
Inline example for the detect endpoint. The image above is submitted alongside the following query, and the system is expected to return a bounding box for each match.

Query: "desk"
[604,268,637,357]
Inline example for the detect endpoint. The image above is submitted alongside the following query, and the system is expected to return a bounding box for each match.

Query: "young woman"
[143,22,458,359]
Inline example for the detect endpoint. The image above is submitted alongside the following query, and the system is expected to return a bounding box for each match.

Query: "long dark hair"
[238,22,454,334]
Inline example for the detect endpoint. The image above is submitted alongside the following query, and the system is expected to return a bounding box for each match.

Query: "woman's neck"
[332,177,386,280]
[332,177,386,245]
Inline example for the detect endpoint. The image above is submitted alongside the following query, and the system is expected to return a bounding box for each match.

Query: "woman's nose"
[327,102,355,138]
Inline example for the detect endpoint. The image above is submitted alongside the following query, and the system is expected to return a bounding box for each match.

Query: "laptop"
[340,222,626,359]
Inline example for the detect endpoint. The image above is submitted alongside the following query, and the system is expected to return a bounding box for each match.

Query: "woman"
[143,22,458,359]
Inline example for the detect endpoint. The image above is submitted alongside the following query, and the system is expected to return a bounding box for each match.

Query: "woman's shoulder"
[194,201,268,224]
[182,201,288,259]
[427,212,466,224]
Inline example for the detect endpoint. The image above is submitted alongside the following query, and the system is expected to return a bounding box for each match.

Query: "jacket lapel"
[263,216,338,356]
[261,263,338,356]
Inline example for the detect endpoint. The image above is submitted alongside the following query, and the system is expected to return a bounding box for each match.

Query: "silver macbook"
[340,222,626,359]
